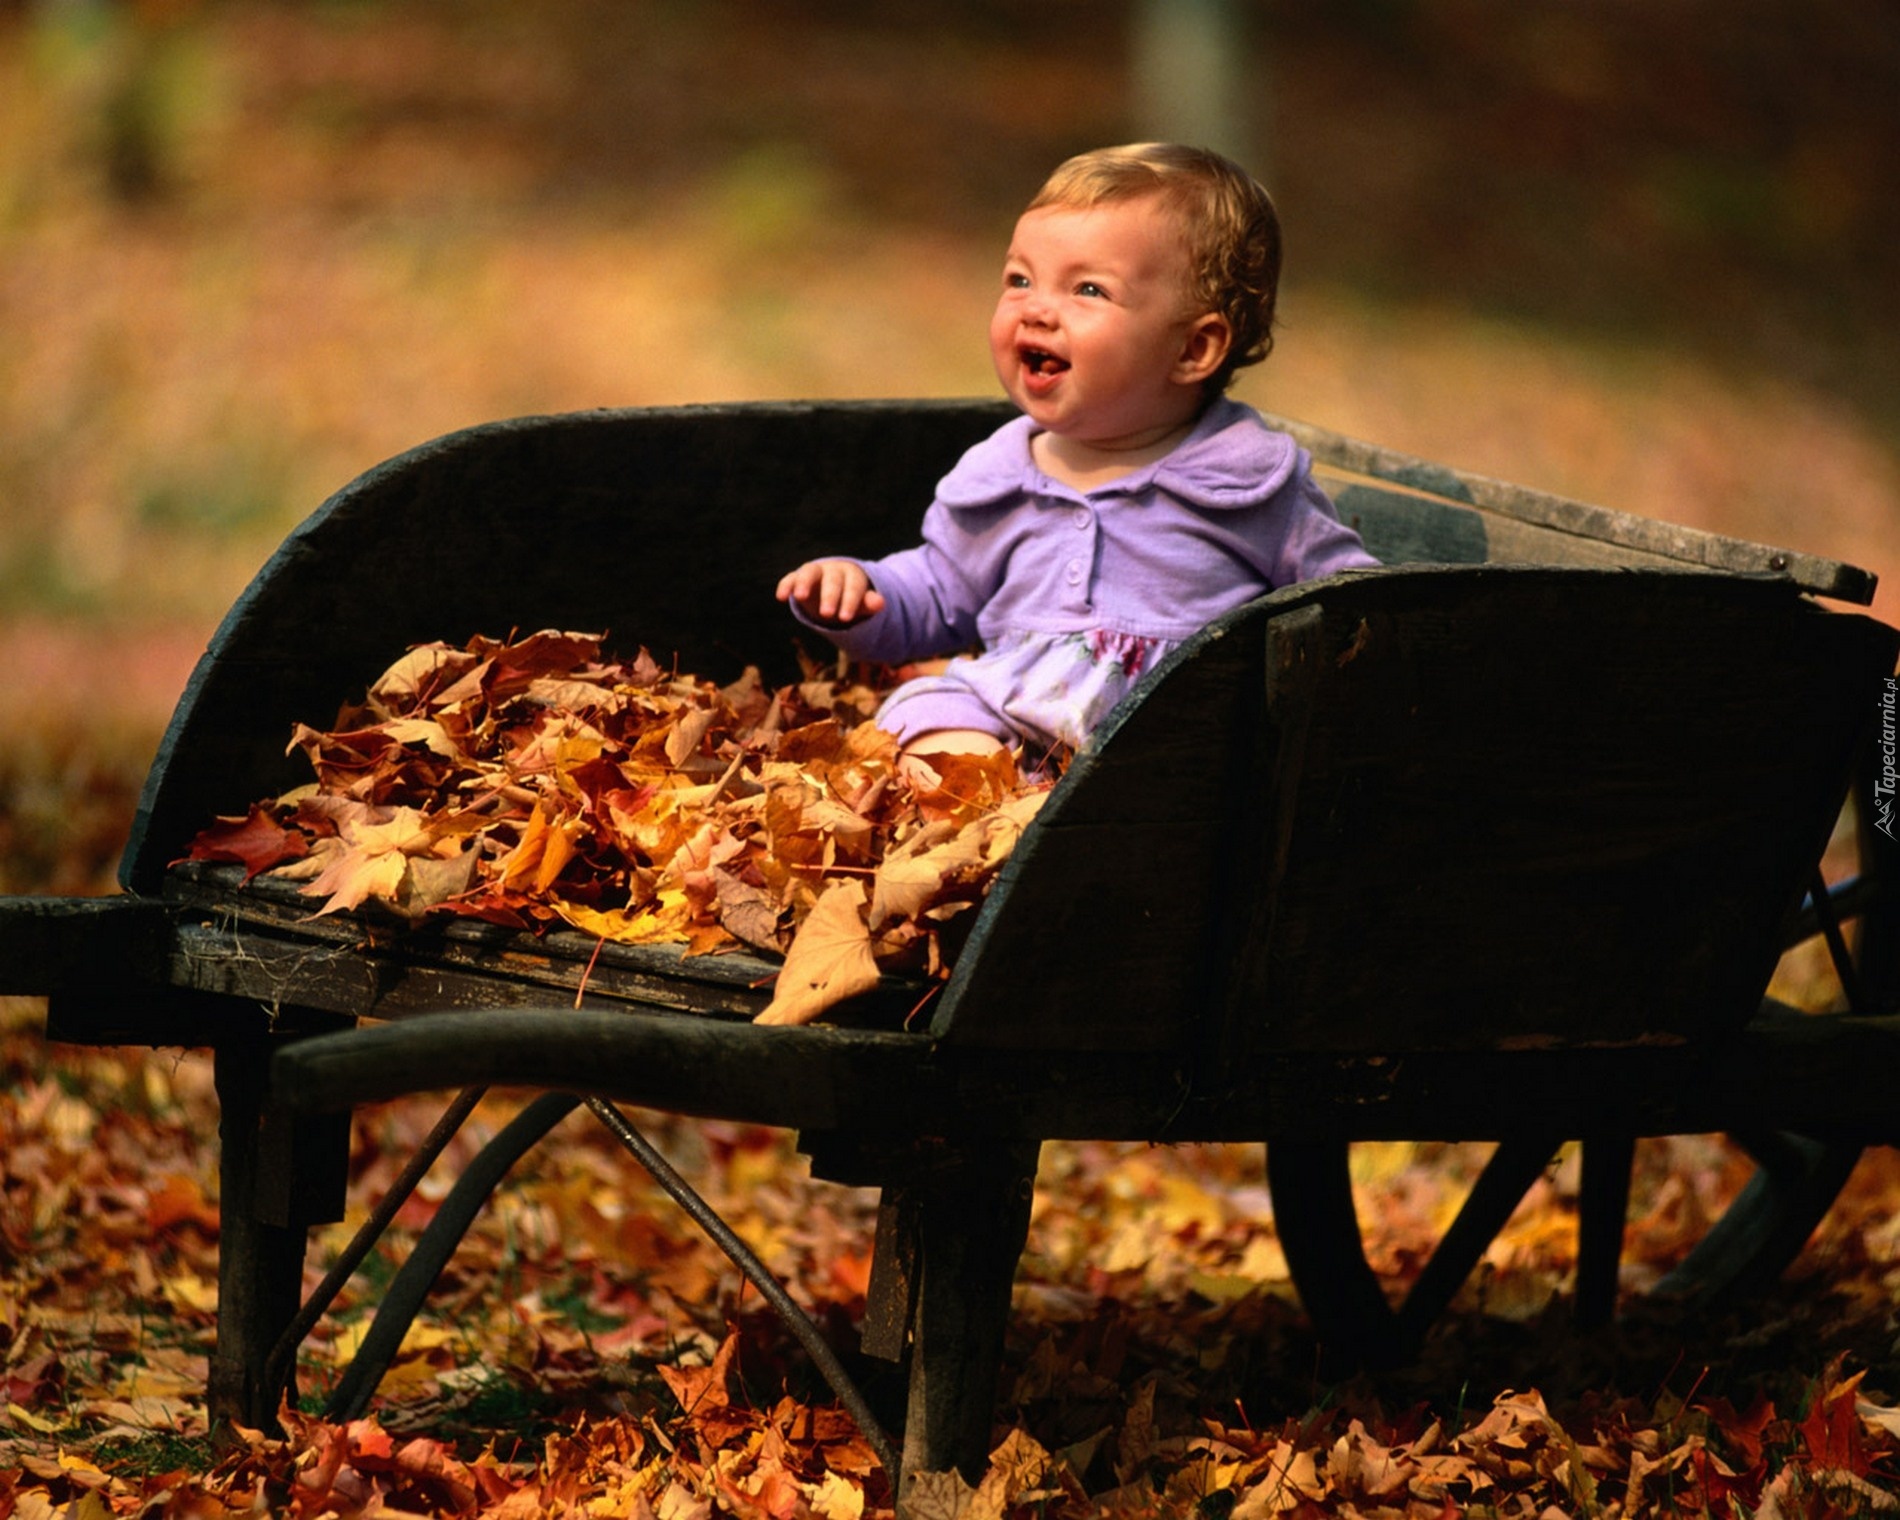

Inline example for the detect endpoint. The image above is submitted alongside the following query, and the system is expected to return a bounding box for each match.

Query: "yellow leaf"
[302,846,408,915]
[162,1270,219,1314]
[494,801,582,893]
[7,1401,59,1433]
[379,717,460,757]
[345,805,440,857]
[328,1318,457,1367]
[805,1470,865,1520]
[112,1362,203,1400]
[756,880,880,1026]
[297,806,446,914]
[533,823,579,894]
[554,890,692,946]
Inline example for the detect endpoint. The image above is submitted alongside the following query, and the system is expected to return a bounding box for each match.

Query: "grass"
[90,1430,217,1477]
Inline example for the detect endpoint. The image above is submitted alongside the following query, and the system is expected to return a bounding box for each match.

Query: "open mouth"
[1020,346,1070,378]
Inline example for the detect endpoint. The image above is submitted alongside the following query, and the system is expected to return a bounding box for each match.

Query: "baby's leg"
[897,728,1006,790]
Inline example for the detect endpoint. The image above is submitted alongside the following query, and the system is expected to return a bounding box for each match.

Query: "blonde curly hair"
[1027,143,1282,395]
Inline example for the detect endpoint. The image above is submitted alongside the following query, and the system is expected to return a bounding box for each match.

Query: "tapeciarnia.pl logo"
[1878,676,1898,842]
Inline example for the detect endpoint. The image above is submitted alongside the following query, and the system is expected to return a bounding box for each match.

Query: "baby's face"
[990,194,1214,453]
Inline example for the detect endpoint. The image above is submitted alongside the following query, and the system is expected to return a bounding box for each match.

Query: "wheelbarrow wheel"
[1271,765,1894,1370]
[1267,1129,1864,1371]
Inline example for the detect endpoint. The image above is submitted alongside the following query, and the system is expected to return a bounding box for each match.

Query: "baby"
[777,142,1378,775]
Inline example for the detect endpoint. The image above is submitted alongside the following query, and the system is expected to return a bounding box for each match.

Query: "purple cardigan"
[801,398,1378,665]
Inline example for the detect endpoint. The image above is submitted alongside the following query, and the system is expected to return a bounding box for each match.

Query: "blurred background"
[3,0,1897,894]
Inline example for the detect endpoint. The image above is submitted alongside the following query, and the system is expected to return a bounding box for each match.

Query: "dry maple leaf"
[178,802,308,881]
[755,879,883,1026]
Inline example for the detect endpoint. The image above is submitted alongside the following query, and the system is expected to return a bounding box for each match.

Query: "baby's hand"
[776,559,887,626]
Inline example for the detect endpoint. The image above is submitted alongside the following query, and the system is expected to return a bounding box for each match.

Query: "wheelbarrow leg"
[209,1023,350,1435]
[804,1132,1040,1487]
[1266,1138,1402,1368]
[1270,1135,1564,1367]
[1575,1133,1635,1327]
[891,1139,1039,1490]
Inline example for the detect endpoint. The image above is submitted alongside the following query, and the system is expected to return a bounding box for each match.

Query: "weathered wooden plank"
[0,895,174,994]
[266,999,1900,1145]
[1330,479,1734,576]
[160,920,762,1022]
[165,863,788,991]
[158,867,812,1019]
[1278,413,1877,602]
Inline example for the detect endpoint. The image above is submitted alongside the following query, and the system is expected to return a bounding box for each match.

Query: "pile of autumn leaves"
[184,631,1050,1025]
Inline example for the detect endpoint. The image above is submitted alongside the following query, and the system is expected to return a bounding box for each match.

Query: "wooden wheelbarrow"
[4,400,1895,1502]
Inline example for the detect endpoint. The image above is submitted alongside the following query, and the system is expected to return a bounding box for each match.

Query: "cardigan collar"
[936,398,1302,511]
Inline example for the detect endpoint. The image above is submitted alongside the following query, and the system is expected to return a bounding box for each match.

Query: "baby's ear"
[1173,312,1233,387]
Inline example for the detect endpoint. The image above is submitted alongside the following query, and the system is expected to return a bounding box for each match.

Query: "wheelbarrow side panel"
[930,568,1896,1080]
[1236,569,1894,1058]
[121,399,1014,894]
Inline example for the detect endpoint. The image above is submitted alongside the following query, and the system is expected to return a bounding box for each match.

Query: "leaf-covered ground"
[5,995,1900,1517]
[4,3,1899,1514]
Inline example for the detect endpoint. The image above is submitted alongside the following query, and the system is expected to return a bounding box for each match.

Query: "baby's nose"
[1021,290,1057,325]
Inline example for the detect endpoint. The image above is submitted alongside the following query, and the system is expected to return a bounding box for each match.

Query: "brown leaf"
[664,706,718,769]
[368,642,483,711]
[392,848,477,918]
[659,1329,740,1419]
[868,819,971,929]
[755,880,880,1026]
[900,1468,987,1520]
[711,866,784,952]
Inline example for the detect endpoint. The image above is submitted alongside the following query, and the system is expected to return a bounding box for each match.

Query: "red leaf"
[1800,1368,1868,1472]
[178,802,308,881]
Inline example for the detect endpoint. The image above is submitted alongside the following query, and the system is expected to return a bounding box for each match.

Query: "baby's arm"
[780,501,1001,663]
[775,559,888,627]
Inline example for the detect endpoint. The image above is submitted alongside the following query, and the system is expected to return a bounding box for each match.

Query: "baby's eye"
[1004,272,1031,290]
[1076,281,1110,299]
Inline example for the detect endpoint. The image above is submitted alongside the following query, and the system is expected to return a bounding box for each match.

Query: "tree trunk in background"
[1130,0,1263,175]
